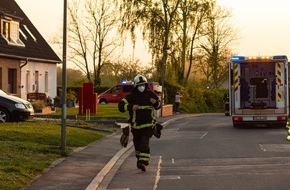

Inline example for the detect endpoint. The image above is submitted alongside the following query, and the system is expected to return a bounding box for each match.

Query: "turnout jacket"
[118,88,161,129]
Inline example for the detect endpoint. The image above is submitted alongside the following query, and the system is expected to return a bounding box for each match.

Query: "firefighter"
[174,91,183,113]
[118,74,161,172]
[223,92,230,116]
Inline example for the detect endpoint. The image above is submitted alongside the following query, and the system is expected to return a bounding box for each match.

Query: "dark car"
[0,90,34,122]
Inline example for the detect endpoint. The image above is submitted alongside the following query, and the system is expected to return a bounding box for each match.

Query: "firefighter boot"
[137,162,146,172]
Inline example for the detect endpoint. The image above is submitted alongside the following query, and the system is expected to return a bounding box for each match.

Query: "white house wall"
[20,61,57,100]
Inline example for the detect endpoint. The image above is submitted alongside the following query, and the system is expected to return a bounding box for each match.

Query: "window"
[23,24,37,42]
[111,85,121,94]
[19,28,27,40]
[8,69,17,94]
[0,68,2,89]
[34,71,39,92]
[1,18,25,47]
[45,72,48,92]
[123,85,134,93]
[2,20,10,39]
[26,71,30,93]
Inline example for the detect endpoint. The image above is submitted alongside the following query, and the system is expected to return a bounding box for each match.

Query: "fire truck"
[228,55,289,128]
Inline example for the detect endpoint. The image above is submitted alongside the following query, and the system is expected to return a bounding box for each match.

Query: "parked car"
[0,90,34,122]
[98,81,162,104]
[98,82,134,104]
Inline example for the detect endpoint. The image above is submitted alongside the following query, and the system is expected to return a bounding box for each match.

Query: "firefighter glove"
[120,126,129,147]
[153,123,163,138]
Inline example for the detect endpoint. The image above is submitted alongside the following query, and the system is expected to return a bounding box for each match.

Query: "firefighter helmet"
[134,74,147,86]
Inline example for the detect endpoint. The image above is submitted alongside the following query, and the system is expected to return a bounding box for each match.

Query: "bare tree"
[67,1,91,82]
[115,0,237,88]
[101,59,155,84]
[198,2,238,88]
[174,0,211,85]
[67,0,121,87]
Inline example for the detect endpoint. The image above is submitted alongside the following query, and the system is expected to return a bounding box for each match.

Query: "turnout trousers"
[131,127,153,165]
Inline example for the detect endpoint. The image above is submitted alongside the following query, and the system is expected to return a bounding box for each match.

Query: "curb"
[85,141,134,190]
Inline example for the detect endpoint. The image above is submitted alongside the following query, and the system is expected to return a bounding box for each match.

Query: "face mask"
[137,85,145,92]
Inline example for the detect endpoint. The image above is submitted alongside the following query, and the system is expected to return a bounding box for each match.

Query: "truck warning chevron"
[228,55,289,128]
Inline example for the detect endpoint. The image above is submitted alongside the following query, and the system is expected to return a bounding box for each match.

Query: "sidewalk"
[22,114,189,190]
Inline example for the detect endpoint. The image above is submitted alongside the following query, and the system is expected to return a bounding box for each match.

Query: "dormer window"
[2,20,10,39]
[0,16,25,47]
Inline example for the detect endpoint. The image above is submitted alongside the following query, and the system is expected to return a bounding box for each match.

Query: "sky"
[218,0,290,56]
[15,0,290,66]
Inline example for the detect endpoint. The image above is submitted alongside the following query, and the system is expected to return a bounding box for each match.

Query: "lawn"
[53,103,129,119]
[0,104,126,190]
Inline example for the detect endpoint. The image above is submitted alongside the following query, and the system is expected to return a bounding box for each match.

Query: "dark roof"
[0,0,61,63]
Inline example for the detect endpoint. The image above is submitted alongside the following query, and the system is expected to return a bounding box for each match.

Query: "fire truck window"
[240,78,249,101]
[271,79,276,101]
[256,78,268,98]
[123,85,134,93]
[112,86,121,93]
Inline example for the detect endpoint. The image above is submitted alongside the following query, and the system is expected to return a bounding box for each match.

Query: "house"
[0,0,61,101]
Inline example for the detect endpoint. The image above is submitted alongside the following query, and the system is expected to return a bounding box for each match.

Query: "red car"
[98,82,162,104]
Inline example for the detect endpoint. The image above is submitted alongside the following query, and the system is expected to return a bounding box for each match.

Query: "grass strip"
[0,120,106,190]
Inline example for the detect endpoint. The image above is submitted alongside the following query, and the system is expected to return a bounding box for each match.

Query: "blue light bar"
[121,80,128,84]
[230,56,245,62]
[273,55,288,60]
[121,80,134,85]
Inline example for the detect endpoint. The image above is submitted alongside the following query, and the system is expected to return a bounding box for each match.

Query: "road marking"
[160,157,290,177]
[162,130,207,140]
[200,132,208,139]
[160,175,181,180]
[153,156,162,190]
[172,158,175,165]
[261,144,290,152]
[259,144,266,152]
[88,114,210,190]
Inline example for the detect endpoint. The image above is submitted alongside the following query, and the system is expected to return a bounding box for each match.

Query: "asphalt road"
[99,113,290,190]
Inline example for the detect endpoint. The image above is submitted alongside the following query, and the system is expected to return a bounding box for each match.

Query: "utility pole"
[161,44,169,117]
[161,55,165,117]
[61,0,67,150]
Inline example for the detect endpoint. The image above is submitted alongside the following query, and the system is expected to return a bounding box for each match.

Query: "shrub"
[53,96,61,107]
[66,89,77,101]
[31,100,45,110]
[173,80,227,113]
